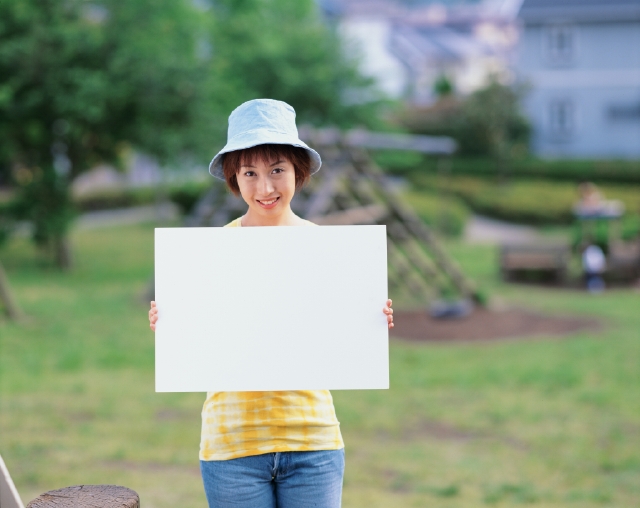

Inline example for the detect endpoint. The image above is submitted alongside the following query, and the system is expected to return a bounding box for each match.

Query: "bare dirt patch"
[391,307,601,342]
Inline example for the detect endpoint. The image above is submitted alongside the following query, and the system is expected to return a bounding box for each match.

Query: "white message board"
[155,225,389,392]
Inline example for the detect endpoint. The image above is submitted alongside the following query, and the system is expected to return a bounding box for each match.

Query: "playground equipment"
[187,127,480,306]
[574,198,640,280]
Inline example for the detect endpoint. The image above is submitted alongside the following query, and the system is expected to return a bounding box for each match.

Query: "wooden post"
[26,485,139,508]
[1,453,24,508]
[0,259,23,321]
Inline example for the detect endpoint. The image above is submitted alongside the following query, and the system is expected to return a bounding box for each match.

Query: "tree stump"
[26,485,139,508]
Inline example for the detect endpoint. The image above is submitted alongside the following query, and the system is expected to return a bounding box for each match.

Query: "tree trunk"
[54,233,73,270]
[0,259,23,321]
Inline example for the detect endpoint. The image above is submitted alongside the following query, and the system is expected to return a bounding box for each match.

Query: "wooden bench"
[500,244,571,283]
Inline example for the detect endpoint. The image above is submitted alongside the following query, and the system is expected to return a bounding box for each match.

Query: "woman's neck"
[241,208,306,227]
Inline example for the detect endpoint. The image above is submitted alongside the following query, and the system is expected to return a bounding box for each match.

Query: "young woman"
[149,99,393,508]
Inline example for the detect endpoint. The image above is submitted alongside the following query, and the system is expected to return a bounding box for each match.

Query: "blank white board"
[155,225,389,392]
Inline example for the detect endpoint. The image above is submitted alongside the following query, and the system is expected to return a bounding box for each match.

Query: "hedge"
[379,155,640,184]
[410,174,640,238]
[400,190,469,237]
[73,182,210,215]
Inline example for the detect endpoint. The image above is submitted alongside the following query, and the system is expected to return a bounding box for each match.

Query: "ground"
[1,221,639,508]
[392,306,601,342]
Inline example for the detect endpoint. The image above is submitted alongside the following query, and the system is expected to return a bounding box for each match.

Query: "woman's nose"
[258,176,274,195]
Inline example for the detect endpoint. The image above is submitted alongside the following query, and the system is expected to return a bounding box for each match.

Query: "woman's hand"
[383,299,394,329]
[149,301,158,332]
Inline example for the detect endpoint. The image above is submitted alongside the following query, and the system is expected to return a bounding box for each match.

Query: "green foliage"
[412,173,640,231]
[0,0,380,263]
[433,74,454,98]
[167,183,210,216]
[72,182,210,215]
[401,190,469,237]
[0,0,211,262]
[372,149,424,175]
[0,0,209,173]
[400,81,531,159]
[410,157,640,184]
[208,0,380,129]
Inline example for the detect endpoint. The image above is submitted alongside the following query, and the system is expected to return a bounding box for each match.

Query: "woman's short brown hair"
[222,144,312,195]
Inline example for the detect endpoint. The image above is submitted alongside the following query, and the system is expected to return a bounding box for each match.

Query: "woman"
[149,99,393,508]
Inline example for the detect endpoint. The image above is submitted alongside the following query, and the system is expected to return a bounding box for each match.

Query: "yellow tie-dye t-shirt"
[199,216,344,461]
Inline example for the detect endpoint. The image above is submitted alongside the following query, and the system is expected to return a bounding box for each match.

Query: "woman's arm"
[150,299,392,331]
[383,299,394,329]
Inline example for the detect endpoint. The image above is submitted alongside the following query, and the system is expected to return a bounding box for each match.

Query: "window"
[549,99,575,139]
[608,102,640,121]
[545,24,576,66]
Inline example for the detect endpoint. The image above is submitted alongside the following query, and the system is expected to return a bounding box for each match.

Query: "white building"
[320,0,520,103]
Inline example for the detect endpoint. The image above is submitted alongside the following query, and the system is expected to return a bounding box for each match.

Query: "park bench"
[500,243,571,283]
[608,240,640,279]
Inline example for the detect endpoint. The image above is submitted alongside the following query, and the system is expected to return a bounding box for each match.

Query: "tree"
[0,0,381,270]
[208,0,380,129]
[0,0,212,268]
[399,80,531,160]
[462,80,531,171]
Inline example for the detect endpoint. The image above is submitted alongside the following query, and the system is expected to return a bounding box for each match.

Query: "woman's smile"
[257,196,280,209]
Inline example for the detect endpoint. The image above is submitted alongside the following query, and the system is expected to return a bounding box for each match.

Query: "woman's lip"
[257,197,280,209]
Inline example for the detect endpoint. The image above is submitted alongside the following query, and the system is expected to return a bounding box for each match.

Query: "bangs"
[239,144,298,168]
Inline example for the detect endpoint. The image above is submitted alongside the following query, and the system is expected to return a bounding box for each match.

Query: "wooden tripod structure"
[187,128,480,305]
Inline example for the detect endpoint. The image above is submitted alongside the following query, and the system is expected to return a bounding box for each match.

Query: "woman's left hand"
[383,299,394,329]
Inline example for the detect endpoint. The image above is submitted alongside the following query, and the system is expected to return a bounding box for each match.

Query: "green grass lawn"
[1,224,639,507]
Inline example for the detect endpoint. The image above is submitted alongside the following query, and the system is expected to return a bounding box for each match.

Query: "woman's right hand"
[149,301,158,332]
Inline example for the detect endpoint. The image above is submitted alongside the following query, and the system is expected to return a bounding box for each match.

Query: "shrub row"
[410,174,640,238]
[74,182,211,215]
[376,154,640,184]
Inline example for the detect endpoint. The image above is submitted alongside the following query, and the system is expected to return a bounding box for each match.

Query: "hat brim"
[209,129,321,180]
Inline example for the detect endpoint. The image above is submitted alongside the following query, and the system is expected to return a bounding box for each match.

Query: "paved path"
[463,215,539,245]
[75,203,179,230]
[13,203,180,237]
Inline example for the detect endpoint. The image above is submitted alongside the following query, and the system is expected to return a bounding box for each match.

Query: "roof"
[518,0,640,23]
[389,23,493,68]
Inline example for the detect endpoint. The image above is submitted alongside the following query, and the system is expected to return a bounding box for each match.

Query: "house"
[319,0,519,103]
[515,0,640,158]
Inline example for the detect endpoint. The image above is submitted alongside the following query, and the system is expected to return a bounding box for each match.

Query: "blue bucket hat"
[209,99,322,179]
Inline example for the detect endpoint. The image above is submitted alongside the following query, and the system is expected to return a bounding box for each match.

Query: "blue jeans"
[200,449,344,508]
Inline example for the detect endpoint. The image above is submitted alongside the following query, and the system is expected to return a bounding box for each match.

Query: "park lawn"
[0,224,639,507]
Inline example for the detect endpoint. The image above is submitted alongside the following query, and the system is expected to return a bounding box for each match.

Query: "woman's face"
[236,156,297,221]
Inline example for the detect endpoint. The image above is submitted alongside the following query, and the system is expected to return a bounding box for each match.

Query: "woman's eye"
[244,171,255,177]
[272,167,284,174]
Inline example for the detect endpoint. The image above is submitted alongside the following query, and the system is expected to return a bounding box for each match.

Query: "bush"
[400,190,469,237]
[410,174,640,237]
[398,82,531,158]
[167,183,210,216]
[73,183,210,215]
[408,157,640,185]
